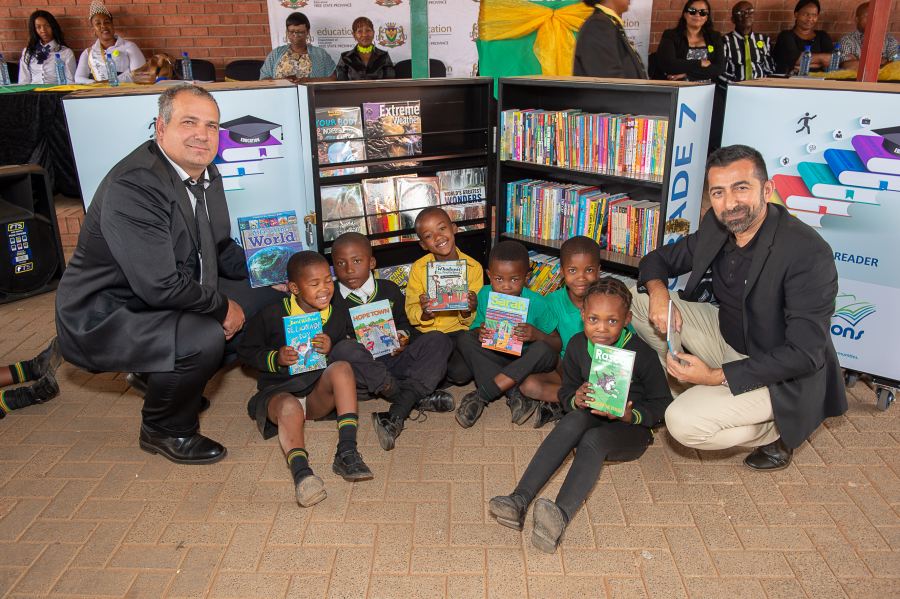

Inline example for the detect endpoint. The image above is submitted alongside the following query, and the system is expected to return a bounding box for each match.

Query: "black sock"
[336,413,358,454]
[8,360,34,384]
[286,448,314,483]
[478,379,501,403]
[387,386,419,421]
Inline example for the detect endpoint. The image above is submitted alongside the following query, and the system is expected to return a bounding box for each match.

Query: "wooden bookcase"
[494,77,714,275]
[298,78,494,268]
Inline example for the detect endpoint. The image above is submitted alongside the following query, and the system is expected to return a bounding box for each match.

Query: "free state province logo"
[378,23,407,48]
[280,0,308,8]
[375,0,403,6]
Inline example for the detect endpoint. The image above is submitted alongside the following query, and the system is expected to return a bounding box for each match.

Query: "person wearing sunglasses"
[773,0,833,75]
[573,0,648,79]
[654,0,725,82]
[721,2,775,82]
[260,12,336,83]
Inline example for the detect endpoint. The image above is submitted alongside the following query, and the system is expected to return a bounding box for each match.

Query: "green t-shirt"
[470,286,555,336]
[544,288,584,357]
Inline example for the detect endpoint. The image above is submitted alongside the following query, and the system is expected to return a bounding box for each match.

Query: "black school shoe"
[332,448,374,481]
[372,411,403,451]
[506,387,539,425]
[531,498,568,554]
[416,390,455,412]
[138,425,226,465]
[489,493,528,531]
[744,438,793,471]
[32,338,62,379]
[455,391,487,428]
[31,372,60,403]
[533,401,564,429]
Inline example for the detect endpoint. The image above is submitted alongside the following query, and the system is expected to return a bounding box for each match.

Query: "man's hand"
[513,323,538,343]
[477,324,493,344]
[277,345,299,366]
[591,400,634,423]
[223,299,245,340]
[419,294,436,322]
[311,333,331,355]
[573,382,593,409]
[700,59,711,68]
[646,281,681,335]
[666,352,723,386]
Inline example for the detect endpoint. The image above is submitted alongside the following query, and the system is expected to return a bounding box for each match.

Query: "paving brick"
[125,571,175,598]
[12,542,78,594]
[638,550,687,599]
[663,527,716,577]
[711,550,793,577]
[0,499,49,541]
[372,523,412,574]
[210,571,291,598]
[447,574,485,598]
[606,577,648,599]
[369,575,446,599]
[166,546,224,598]
[758,578,808,599]
[285,574,329,599]
[75,521,131,568]
[52,567,137,596]
[786,551,850,598]
[327,546,372,599]
[411,547,484,574]
[684,577,766,599]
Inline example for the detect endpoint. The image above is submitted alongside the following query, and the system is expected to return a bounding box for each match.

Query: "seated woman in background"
[260,12,336,83]
[774,0,833,74]
[74,0,146,84]
[655,0,725,82]
[573,0,647,79]
[336,17,395,80]
[18,10,76,84]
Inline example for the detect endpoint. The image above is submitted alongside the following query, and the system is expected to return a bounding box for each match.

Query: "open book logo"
[833,294,876,327]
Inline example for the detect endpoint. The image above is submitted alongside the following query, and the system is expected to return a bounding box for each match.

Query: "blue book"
[283,312,327,375]
[238,211,304,288]
[824,148,900,191]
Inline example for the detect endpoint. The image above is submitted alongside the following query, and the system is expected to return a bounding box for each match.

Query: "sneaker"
[533,401,564,429]
[332,448,374,481]
[30,372,59,404]
[531,498,567,554]
[455,391,486,428]
[32,338,62,379]
[295,474,326,507]
[506,387,539,425]
[489,493,528,531]
[416,390,455,413]
[372,411,403,451]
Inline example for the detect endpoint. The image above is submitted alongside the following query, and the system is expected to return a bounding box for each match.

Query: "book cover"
[320,183,365,221]
[774,175,853,217]
[361,177,401,234]
[375,263,412,293]
[238,211,304,288]
[315,106,363,141]
[851,134,900,176]
[396,176,440,212]
[322,217,367,242]
[586,342,636,417]
[825,148,900,191]
[283,312,327,375]
[482,291,529,356]
[797,161,879,204]
[363,100,423,159]
[349,299,399,358]
[426,260,468,311]
[437,167,487,204]
[317,140,367,168]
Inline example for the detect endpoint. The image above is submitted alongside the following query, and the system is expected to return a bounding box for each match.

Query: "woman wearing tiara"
[335,17,395,81]
[74,0,146,84]
[18,10,76,84]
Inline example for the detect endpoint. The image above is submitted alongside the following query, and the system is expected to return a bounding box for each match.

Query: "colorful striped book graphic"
[797,162,879,204]
[851,134,900,176]
[773,175,851,228]
[824,148,900,191]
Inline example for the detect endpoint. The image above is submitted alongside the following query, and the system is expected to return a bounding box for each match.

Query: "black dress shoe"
[744,438,793,471]
[533,401,564,429]
[139,425,226,465]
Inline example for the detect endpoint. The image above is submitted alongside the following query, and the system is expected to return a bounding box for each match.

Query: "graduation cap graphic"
[873,126,900,157]
[220,115,282,145]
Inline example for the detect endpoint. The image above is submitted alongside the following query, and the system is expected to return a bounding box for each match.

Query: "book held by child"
[283,312,327,375]
[586,342,636,417]
[482,292,530,356]
[349,299,400,358]
[238,211,304,288]
[426,260,468,311]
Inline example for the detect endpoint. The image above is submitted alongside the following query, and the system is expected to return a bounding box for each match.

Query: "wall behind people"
[0,1,896,79]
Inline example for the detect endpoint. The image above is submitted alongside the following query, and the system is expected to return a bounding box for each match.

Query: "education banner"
[722,82,900,382]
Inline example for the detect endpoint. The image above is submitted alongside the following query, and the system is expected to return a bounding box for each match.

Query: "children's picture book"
[586,342,636,417]
[426,259,469,311]
[362,100,422,159]
[396,176,440,212]
[482,291,529,356]
[322,217,367,242]
[237,211,304,288]
[375,263,412,293]
[437,167,487,204]
[321,183,365,221]
[283,312,327,375]
[315,106,363,141]
[349,299,400,358]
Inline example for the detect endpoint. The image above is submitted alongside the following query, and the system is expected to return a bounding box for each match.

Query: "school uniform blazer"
[637,203,847,449]
[55,141,247,373]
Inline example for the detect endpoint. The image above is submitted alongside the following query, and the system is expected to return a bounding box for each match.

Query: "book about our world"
[482,291,530,356]
[586,342,636,417]
[237,211,304,288]
[283,312,327,375]
[349,299,400,358]
[426,260,468,311]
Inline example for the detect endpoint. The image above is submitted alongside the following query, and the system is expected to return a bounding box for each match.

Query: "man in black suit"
[632,145,846,470]
[56,84,259,464]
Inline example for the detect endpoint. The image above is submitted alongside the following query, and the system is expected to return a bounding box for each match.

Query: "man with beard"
[630,145,846,470]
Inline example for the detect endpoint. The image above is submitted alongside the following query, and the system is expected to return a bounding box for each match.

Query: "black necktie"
[184,178,217,286]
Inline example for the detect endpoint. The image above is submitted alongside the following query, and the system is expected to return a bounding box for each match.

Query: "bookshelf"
[495,77,714,276]
[297,78,494,269]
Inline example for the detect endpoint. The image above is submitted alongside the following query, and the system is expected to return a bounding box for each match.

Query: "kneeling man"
[632,145,846,470]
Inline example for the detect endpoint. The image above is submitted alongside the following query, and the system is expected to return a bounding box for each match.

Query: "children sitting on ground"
[405,206,483,386]
[238,251,372,508]
[489,278,672,553]
[0,338,61,416]
[328,232,454,451]
[455,240,561,428]
[520,236,603,428]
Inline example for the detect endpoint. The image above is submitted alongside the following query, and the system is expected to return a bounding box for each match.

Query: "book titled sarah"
[238,211,304,288]
[482,292,529,356]
[586,342,636,417]
[283,312,327,375]
[349,299,400,358]
[426,260,468,311]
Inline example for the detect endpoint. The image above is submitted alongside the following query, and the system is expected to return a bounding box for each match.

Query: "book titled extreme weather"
[349,299,399,358]
[586,342,636,417]
[482,291,529,356]
[426,260,468,311]
[283,312,327,375]
[238,211,304,288]
[362,100,422,159]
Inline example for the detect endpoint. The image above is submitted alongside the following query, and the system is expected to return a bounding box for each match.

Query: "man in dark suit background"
[56,84,265,465]
[632,145,846,470]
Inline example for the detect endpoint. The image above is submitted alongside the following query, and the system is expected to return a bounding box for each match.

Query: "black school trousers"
[455,330,557,399]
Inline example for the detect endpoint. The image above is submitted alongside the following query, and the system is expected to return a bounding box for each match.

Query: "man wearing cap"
[56,84,269,464]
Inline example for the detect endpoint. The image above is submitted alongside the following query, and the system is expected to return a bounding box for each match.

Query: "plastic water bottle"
[54,53,67,84]
[0,54,10,86]
[798,45,812,76]
[105,52,119,86]
[181,51,193,81]
[828,43,841,72]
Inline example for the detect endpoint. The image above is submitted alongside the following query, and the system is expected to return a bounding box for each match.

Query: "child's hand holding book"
[477,324,494,344]
[311,333,332,355]
[575,382,634,423]
[513,323,538,343]
[278,345,299,367]
[463,290,478,317]
[419,294,436,321]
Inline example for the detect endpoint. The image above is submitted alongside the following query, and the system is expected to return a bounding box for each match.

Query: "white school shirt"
[74,37,145,84]
[17,41,76,84]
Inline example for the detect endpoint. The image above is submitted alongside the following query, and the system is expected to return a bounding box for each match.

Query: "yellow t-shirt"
[288,294,332,324]
[405,248,484,334]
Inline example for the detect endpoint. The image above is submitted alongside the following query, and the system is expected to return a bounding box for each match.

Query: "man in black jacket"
[632,145,846,470]
[573,0,648,79]
[56,84,275,464]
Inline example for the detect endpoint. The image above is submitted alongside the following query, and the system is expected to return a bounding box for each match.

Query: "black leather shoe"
[744,438,793,471]
[33,338,62,379]
[532,498,568,554]
[126,373,149,394]
[372,411,403,451]
[416,390,455,412]
[139,425,226,465]
[456,391,486,428]
[333,448,374,481]
[533,401,564,429]
[506,387,539,425]
[489,493,528,531]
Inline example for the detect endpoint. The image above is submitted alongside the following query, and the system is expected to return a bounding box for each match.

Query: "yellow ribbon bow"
[479,0,593,76]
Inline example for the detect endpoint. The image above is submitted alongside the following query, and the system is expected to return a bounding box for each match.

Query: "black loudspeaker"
[0,165,65,303]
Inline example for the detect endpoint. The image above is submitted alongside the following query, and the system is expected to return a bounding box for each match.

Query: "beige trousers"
[630,288,780,450]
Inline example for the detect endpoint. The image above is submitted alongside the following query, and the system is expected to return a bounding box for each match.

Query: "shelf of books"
[298,78,494,284]
[496,77,714,283]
